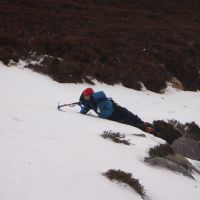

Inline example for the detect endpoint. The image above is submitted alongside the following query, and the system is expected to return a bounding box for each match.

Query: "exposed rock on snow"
[172,137,200,161]
[145,157,194,179]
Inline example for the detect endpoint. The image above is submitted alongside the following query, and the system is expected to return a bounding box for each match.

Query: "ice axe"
[57,102,80,111]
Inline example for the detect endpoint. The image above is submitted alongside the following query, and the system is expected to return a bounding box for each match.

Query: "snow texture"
[0,62,200,200]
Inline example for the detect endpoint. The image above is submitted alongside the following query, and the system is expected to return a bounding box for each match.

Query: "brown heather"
[0,0,200,92]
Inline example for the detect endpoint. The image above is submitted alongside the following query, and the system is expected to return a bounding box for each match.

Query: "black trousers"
[109,102,145,131]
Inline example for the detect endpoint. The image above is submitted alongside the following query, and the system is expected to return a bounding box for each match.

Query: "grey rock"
[172,137,200,161]
[165,154,200,174]
[144,157,194,179]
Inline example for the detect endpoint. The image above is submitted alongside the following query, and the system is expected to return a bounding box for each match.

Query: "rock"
[172,137,200,161]
[183,122,200,141]
[144,157,194,179]
[165,154,199,174]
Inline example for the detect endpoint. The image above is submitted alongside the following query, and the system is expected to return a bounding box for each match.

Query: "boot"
[145,126,156,135]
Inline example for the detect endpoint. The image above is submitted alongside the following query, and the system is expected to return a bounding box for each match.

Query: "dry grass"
[152,120,182,144]
[149,144,175,158]
[104,169,145,198]
[101,131,130,145]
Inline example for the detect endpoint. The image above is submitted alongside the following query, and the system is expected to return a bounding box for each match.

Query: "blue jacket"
[79,91,114,119]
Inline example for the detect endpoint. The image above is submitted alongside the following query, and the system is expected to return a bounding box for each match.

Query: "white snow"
[0,62,200,200]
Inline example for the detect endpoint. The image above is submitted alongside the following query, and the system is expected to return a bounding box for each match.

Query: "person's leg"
[109,104,145,130]
[120,108,145,131]
[109,104,156,134]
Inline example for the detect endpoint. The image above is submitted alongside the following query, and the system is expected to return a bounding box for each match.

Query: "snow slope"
[0,62,200,200]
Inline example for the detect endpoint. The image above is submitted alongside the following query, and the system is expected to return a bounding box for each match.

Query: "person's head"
[82,87,94,101]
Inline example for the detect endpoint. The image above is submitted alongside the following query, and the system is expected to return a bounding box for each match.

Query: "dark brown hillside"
[0,0,200,92]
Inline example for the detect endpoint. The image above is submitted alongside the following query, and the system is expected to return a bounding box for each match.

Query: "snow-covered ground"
[0,62,200,200]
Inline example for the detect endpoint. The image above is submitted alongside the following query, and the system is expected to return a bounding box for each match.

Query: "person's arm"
[79,94,90,114]
[80,104,90,114]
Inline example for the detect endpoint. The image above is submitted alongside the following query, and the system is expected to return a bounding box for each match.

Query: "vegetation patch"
[101,131,130,145]
[165,120,200,141]
[149,144,175,158]
[1,1,200,92]
[153,120,182,144]
[103,169,145,198]
[152,120,200,144]
[183,122,200,141]
[132,133,146,137]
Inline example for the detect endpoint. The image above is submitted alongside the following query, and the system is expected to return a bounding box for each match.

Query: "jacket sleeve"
[80,104,90,114]
[79,94,90,114]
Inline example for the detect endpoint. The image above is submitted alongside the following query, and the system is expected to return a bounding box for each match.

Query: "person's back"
[79,88,114,119]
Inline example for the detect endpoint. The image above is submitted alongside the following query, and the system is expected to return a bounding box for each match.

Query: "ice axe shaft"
[57,102,80,110]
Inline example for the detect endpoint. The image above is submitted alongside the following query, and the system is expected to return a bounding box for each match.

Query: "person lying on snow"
[79,87,157,134]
